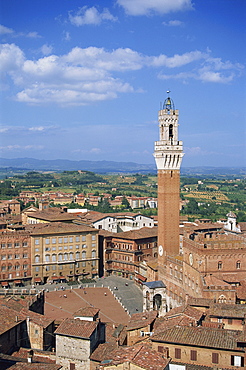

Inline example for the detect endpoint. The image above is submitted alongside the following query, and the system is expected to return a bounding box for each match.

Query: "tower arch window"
[169,124,173,142]
[236,260,241,269]
[218,261,222,270]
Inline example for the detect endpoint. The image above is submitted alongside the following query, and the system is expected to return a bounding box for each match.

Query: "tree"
[121,196,131,209]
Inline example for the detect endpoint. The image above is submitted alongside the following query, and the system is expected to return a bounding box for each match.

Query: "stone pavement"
[94,275,143,315]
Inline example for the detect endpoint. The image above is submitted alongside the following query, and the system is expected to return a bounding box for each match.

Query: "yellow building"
[28,222,99,284]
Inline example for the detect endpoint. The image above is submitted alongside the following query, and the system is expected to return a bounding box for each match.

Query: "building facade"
[28,222,99,284]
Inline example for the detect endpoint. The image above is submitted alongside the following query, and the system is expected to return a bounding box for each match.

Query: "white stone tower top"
[154,93,184,170]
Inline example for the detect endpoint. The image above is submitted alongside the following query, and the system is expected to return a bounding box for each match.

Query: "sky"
[0,0,245,167]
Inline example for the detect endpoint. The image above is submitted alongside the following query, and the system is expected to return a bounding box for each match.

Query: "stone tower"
[154,93,184,275]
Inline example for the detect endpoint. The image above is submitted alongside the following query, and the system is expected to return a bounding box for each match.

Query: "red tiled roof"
[97,344,170,370]
[73,306,99,318]
[127,311,157,331]
[151,326,243,351]
[55,318,98,339]
[26,222,97,235]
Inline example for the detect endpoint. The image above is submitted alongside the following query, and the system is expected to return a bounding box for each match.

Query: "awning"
[136,274,147,282]
[59,276,66,280]
[51,276,59,280]
[1,282,9,286]
[14,280,22,284]
[34,277,42,282]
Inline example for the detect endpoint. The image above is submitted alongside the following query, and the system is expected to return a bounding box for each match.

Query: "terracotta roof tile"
[110,227,158,241]
[73,306,99,318]
[127,311,157,331]
[151,326,243,350]
[26,222,97,235]
[55,317,98,338]
[207,303,246,319]
[164,304,204,321]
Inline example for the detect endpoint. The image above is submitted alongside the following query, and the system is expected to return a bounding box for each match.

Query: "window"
[190,350,197,361]
[92,260,96,267]
[158,346,164,353]
[23,253,28,258]
[52,254,56,262]
[35,266,39,272]
[52,238,56,244]
[76,252,80,260]
[92,235,96,241]
[64,237,68,243]
[69,237,73,242]
[58,254,62,261]
[14,243,20,248]
[45,255,50,262]
[2,255,6,260]
[1,243,6,248]
[15,264,20,270]
[82,236,86,242]
[82,261,86,267]
[45,238,50,245]
[23,242,27,247]
[35,255,40,263]
[236,261,241,269]
[35,239,39,245]
[212,353,219,364]
[15,254,20,259]
[175,348,181,359]
[70,363,75,370]
[76,245,79,249]
[218,261,222,270]
[23,264,28,270]
[64,253,68,260]
[8,255,12,260]
[58,238,63,244]
[69,253,73,260]
[82,251,86,259]
[82,244,87,249]
[92,250,96,258]
[76,236,79,242]
[7,243,12,248]
[231,355,244,367]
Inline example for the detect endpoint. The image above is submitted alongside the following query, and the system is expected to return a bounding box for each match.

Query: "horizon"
[1,0,245,167]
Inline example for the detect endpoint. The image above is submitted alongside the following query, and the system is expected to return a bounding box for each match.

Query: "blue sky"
[0,0,245,167]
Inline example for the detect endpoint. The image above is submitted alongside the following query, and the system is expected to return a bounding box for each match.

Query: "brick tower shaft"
[154,94,184,265]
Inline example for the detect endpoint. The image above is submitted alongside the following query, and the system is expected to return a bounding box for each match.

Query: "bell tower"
[154,92,184,274]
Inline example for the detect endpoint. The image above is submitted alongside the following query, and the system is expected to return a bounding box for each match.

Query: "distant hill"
[0,157,245,177]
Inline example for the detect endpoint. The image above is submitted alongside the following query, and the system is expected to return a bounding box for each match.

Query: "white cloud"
[69,6,117,26]
[158,55,243,83]
[1,43,243,105]
[150,50,207,68]
[117,0,193,16]
[163,20,184,26]
[0,145,44,151]
[63,31,71,41]
[0,25,14,34]
[25,31,41,38]
[40,44,53,56]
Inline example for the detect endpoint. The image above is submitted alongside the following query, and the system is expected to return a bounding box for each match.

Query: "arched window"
[15,263,20,270]
[69,252,73,260]
[92,250,96,258]
[82,251,86,259]
[58,254,63,261]
[236,261,241,269]
[169,124,173,141]
[45,254,50,262]
[8,263,12,271]
[64,253,68,260]
[35,255,40,263]
[52,254,56,262]
[76,252,80,260]
[218,261,222,270]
